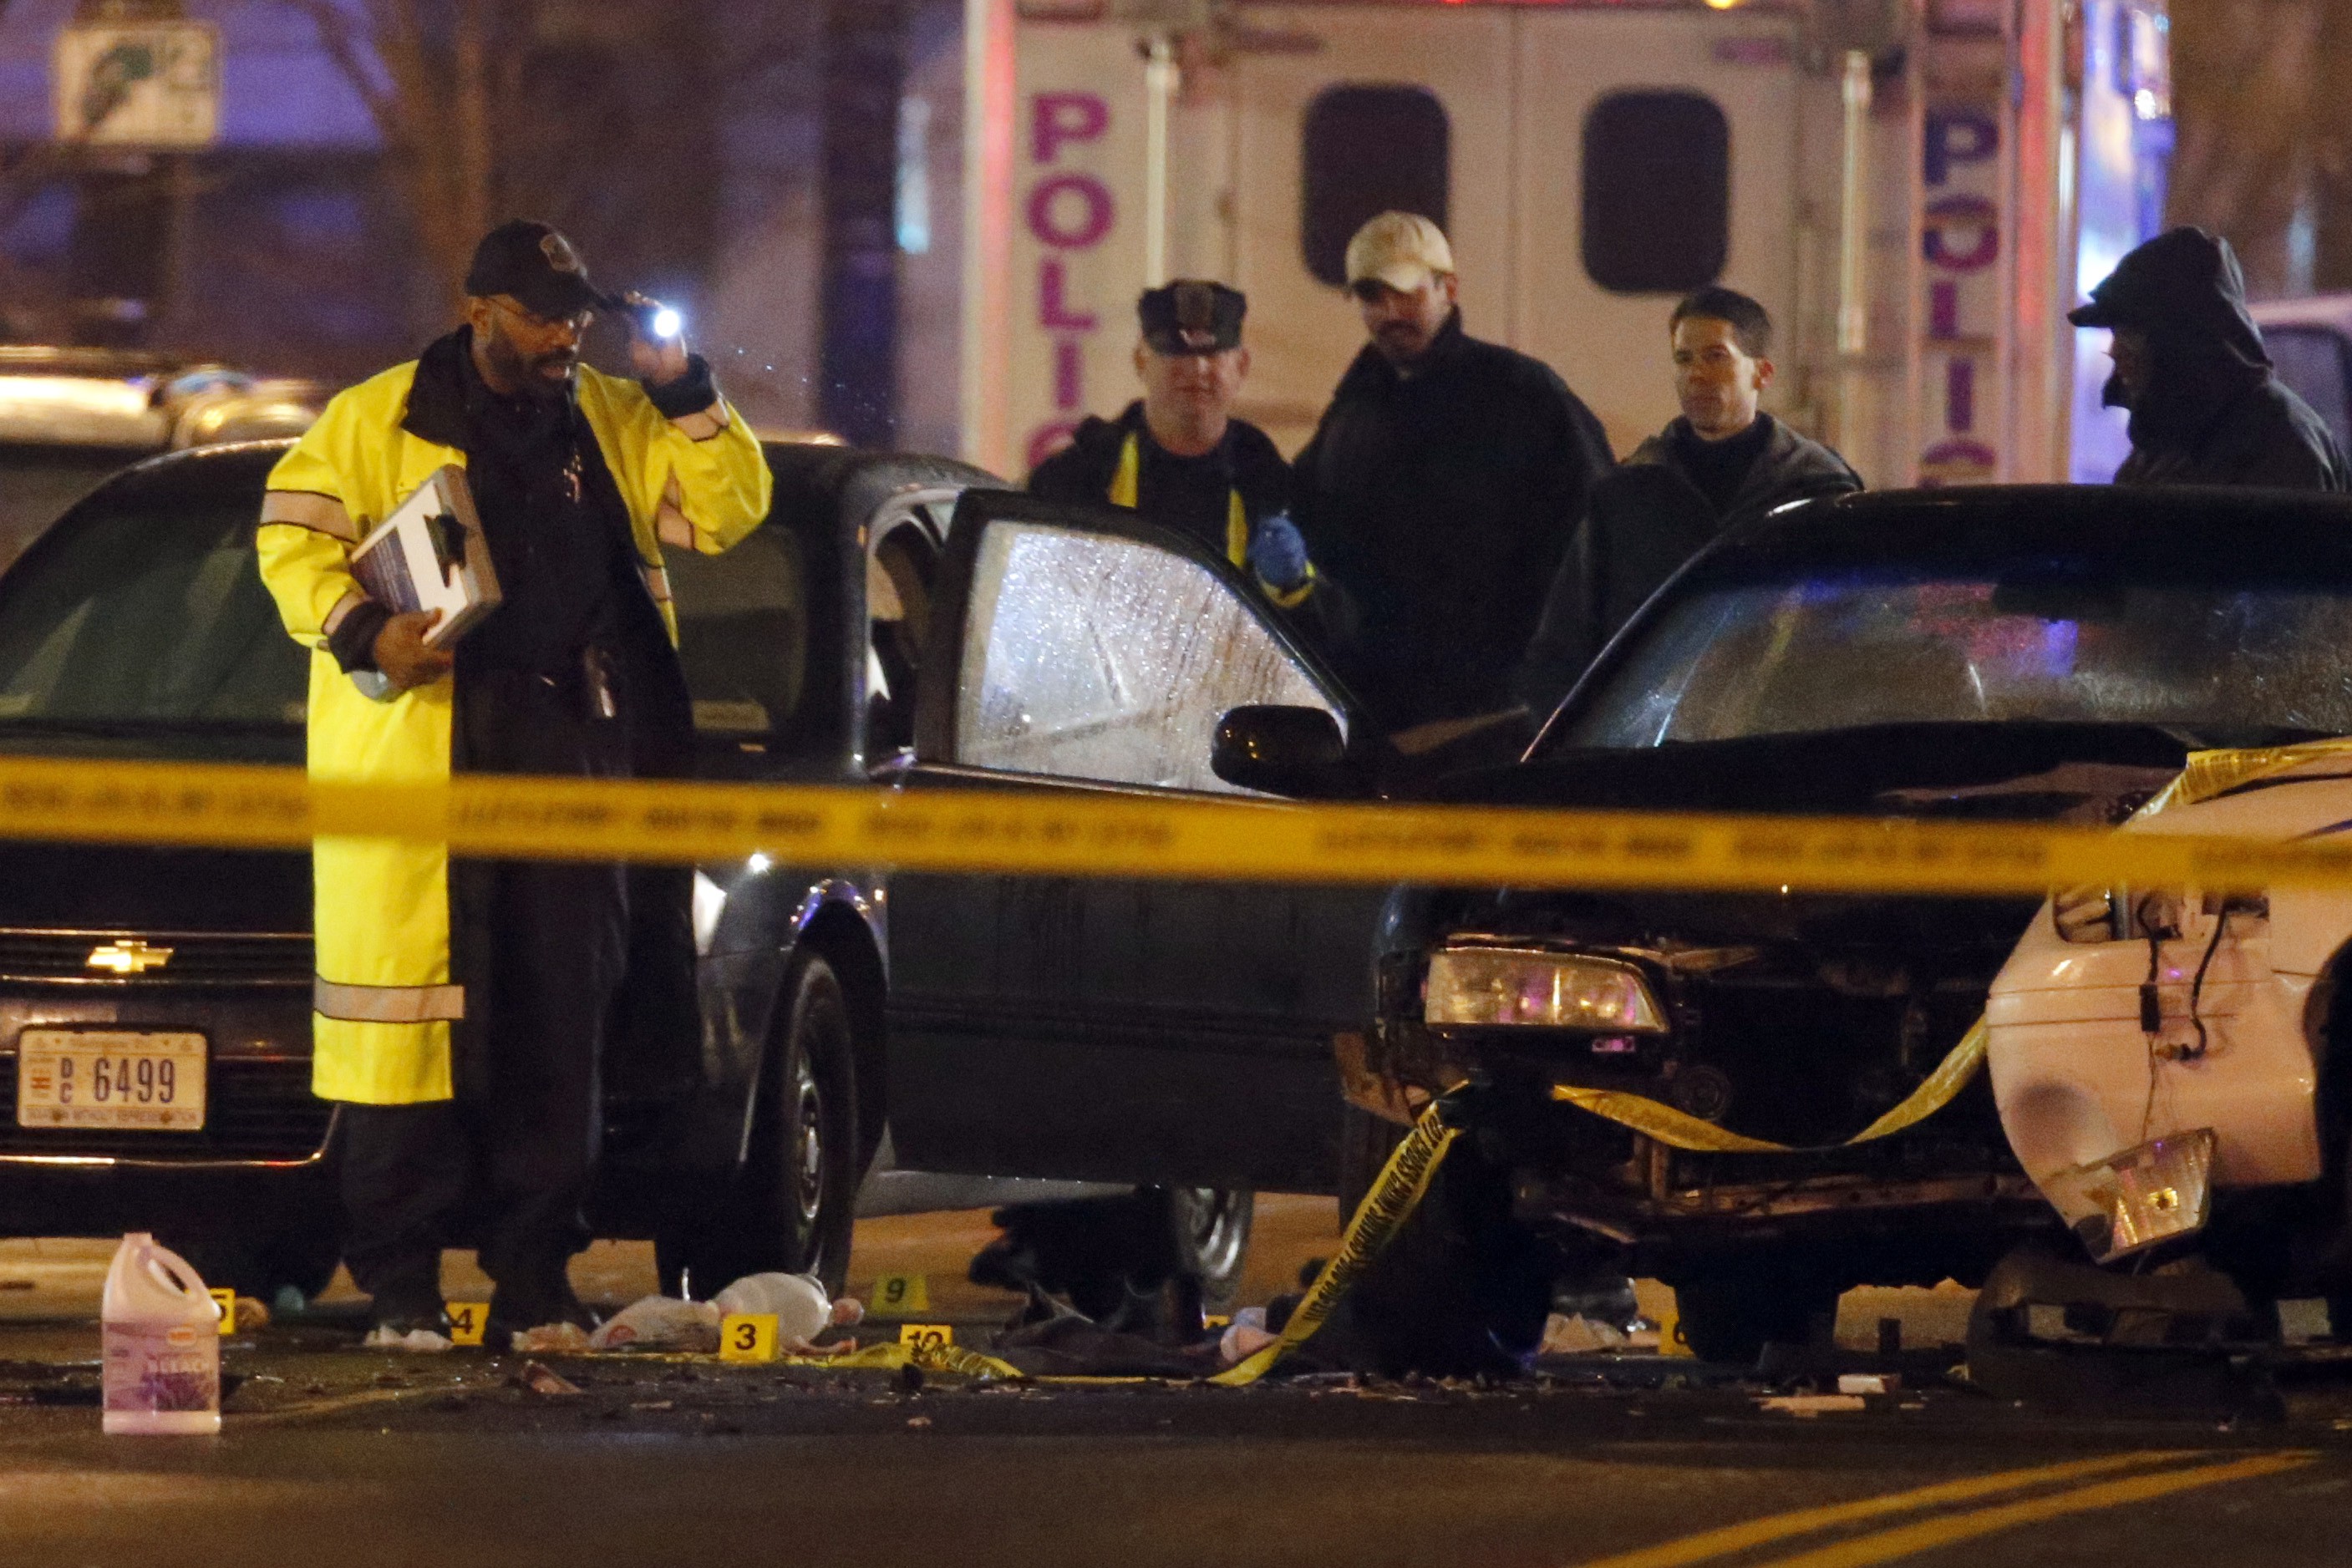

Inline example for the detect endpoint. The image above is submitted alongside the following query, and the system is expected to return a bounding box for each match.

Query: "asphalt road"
[0,1202,2346,1568]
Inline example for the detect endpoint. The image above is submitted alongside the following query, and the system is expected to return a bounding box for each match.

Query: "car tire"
[1336,1104,1405,1226]
[1669,1265,1841,1366]
[1325,1134,1555,1378]
[659,952,860,1301]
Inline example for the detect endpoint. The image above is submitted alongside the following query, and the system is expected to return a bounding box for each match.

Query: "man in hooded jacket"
[2072,227,2346,490]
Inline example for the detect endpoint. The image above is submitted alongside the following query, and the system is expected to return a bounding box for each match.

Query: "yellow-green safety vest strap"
[1110,429,1312,607]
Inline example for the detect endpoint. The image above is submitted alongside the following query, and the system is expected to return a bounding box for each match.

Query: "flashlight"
[605,291,683,341]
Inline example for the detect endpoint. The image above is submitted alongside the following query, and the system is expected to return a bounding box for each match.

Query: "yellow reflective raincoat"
[257,341,771,1105]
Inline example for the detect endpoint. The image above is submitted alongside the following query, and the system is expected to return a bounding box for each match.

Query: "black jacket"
[1029,402,1354,650]
[1516,414,1860,716]
[2077,228,2348,490]
[1029,401,1291,554]
[1291,312,1613,729]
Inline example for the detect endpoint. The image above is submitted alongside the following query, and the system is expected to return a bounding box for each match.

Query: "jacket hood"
[2069,228,2268,363]
[2070,229,2274,449]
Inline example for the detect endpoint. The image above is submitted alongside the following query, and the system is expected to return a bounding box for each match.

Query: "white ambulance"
[958,0,2175,487]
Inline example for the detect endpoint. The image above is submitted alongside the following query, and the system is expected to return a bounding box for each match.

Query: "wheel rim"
[790,1044,825,1233]
[1181,1188,1248,1284]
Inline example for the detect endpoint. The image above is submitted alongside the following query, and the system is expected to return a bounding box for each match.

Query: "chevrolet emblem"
[86,941,173,975]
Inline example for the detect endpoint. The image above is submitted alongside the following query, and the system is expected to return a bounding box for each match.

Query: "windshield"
[0,484,306,739]
[0,461,820,767]
[1554,566,2352,751]
[0,445,147,571]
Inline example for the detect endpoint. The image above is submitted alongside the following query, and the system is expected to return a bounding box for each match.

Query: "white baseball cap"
[1344,211,1455,293]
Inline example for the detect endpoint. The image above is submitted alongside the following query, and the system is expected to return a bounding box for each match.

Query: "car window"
[0,484,306,739]
[663,525,814,755]
[867,507,942,759]
[1555,567,2352,750]
[0,445,145,572]
[952,520,1339,793]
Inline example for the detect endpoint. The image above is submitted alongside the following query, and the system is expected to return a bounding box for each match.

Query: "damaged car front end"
[1363,734,2164,1362]
[1346,486,2352,1366]
[1981,743,2352,1375]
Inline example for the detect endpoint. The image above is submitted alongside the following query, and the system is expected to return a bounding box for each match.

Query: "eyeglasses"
[490,296,592,334]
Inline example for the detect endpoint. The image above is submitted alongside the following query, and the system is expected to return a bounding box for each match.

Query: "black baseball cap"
[464,220,606,318]
[1139,280,1245,354]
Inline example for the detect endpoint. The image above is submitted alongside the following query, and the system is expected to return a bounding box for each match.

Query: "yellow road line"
[1750,1451,2318,1568]
[1574,1450,2190,1568]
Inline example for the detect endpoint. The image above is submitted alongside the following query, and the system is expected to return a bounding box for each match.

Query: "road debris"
[518,1362,582,1398]
[589,1297,722,1353]
[591,1276,863,1356]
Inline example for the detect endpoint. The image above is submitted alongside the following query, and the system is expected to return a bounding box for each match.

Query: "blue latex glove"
[1247,512,1311,592]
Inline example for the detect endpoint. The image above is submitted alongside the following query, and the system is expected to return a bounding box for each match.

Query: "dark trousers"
[340,667,637,1312]
[340,855,627,1307]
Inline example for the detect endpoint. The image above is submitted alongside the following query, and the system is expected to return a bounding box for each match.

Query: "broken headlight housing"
[1423,946,1666,1032]
[2052,885,2183,944]
[2042,1128,2217,1263]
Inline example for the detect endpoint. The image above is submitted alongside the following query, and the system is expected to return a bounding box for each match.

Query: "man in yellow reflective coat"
[257,221,771,1350]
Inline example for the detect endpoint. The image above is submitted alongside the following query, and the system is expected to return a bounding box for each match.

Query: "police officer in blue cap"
[1030,281,1334,624]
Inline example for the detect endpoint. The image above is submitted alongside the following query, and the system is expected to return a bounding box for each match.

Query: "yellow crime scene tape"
[1212,1097,1460,1386]
[1550,1018,1989,1156]
[1217,1025,1994,1379]
[8,739,2349,1382]
[5,750,2352,895]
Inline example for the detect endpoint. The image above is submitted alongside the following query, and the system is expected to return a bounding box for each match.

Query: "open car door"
[880,490,1389,1192]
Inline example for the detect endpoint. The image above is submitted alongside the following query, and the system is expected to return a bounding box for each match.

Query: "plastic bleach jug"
[101,1232,220,1434]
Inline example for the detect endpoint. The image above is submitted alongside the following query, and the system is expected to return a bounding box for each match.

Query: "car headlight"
[1423,946,1666,1032]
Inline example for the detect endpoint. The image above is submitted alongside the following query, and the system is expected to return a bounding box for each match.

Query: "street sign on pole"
[53,21,220,147]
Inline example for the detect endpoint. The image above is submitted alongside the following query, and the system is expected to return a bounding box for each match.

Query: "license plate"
[16,1031,206,1131]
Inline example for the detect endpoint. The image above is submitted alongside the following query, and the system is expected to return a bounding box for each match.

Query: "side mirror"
[1212,704,1359,797]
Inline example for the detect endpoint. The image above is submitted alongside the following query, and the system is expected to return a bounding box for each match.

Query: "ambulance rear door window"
[1301,86,1450,288]
[1582,90,1729,295]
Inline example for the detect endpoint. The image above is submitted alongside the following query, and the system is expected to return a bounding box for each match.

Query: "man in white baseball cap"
[1343,212,1460,367]
[1293,211,1612,733]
